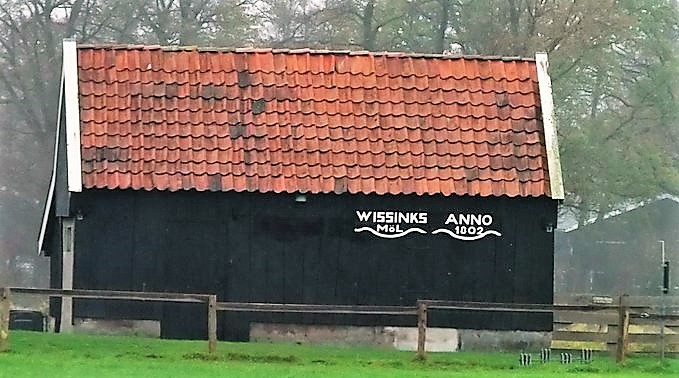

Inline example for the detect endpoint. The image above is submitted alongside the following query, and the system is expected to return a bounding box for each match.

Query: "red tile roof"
[77,45,552,197]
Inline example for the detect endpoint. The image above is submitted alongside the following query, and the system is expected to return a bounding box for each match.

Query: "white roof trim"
[535,52,564,200]
[64,39,82,192]
[37,73,64,254]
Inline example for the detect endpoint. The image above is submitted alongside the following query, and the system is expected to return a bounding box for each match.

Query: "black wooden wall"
[54,189,557,340]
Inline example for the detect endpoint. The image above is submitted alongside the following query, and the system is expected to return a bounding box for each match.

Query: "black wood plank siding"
[63,189,557,340]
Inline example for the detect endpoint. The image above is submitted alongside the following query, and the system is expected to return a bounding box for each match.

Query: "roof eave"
[37,38,82,255]
[535,52,564,200]
[37,66,64,255]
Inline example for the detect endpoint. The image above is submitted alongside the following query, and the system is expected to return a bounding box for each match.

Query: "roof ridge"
[75,43,535,62]
[565,194,679,232]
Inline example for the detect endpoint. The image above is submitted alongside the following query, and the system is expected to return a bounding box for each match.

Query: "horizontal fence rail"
[417,299,648,313]
[9,287,210,303]
[630,312,679,321]
[216,302,417,315]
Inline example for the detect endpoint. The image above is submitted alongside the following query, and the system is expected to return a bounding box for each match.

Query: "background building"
[556,196,679,296]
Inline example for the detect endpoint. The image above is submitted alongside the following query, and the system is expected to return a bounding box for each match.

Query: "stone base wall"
[72,318,160,338]
[458,329,550,351]
[250,323,552,352]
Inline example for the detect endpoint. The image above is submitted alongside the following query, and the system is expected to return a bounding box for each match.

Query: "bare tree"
[138,0,255,45]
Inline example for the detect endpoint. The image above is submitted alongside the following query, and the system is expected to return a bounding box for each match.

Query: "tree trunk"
[179,0,193,45]
[435,0,451,53]
[507,0,521,36]
[0,260,10,287]
[361,0,376,50]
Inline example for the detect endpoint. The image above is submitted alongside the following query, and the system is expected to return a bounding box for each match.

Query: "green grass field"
[1,331,678,377]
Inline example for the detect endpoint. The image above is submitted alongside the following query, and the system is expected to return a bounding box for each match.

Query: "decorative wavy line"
[431,228,501,241]
[353,227,427,239]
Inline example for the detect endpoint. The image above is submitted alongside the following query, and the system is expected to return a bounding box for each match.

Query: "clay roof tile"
[77,45,552,197]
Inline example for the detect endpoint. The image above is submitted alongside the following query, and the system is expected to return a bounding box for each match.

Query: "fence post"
[207,295,217,355]
[616,294,630,364]
[0,288,10,352]
[416,301,428,360]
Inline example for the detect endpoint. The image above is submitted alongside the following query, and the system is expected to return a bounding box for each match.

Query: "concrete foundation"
[459,329,551,351]
[251,323,395,347]
[251,323,547,352]
[251,323,460,351]
[73,318,160,338]
[386,326,459,352]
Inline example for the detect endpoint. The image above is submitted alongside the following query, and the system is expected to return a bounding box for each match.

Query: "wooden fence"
[552,297,679,355]
[1,288,676,362]
[1,287,418,355]
[2,287,215,353]
[414,298,644,361]
[0,288,9,352]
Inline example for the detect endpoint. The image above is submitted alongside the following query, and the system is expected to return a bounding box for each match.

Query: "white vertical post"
[535,52,564,200]
[62,39,82,193]
[61,218,75,332]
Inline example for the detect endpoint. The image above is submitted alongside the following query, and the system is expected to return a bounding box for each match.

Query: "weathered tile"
[77,46,551,197]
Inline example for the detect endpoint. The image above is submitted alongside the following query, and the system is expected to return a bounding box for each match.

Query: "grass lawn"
[1,331,678,377]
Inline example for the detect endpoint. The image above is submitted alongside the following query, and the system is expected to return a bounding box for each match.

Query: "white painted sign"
[432,213,502,241]
[354,210,502,241]
[353,211,427,238]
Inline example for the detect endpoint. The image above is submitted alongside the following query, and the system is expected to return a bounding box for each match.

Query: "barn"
[556,195,679,296]
[38,39,563,341]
